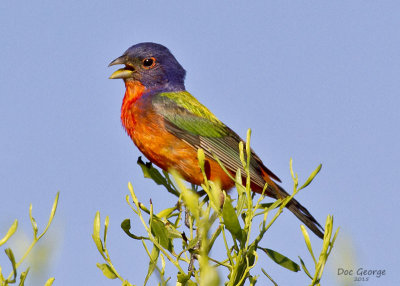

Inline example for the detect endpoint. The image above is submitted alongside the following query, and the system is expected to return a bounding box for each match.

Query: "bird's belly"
[128,113,234,190]
[126,110,199,181]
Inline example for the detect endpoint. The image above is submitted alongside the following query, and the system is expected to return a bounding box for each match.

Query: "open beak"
[108,55,134,79]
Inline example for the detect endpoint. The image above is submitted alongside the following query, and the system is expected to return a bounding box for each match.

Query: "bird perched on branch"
[109,42,324,238]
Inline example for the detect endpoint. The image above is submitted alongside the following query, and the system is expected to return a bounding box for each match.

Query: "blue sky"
[1,1,399,285]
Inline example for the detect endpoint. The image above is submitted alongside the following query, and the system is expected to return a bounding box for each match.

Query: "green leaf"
[197,148,206,170]
[258,247,300,272]
[18,267,30,286]
[29,204,38,239]
[259,202,276,209]
[245,129,252,166]
[5,248,17,282]
[298,256,313,279]
[222,196,243,242]
[164,221,182,239]
[208,181,222,211]
[239,141,245,167]
[138,157,167,185]
[103,216,109,248]
[144,245,159,285]
[0,219,18,246]
[300,225,316,264]
[92,211,104,255]
[137,157,179,197]
[121,219,145,240]
[298,164,322,191]
[157,207,176,219]
[44,277,55,286]
[128,182,139,207]
[289,158,298,189]
[160,253,166,275]
[235,169,246,216]
[39,192,60,240]
[328,226,340,256]
[47,192,60,228]
[96,263,118,279]
[151,217,173,252]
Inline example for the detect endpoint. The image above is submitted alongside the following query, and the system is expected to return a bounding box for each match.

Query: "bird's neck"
[121,81,146,135]
[120,80,186,137]
[122,80,146,103]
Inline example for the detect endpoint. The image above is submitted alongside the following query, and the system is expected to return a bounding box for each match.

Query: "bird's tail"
[260,169,324,239]
[285,194,324,239]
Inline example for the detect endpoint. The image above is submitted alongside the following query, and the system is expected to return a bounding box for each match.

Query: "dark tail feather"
[259,169,324,238]
[270,182,324,239]
[286,197,324,239]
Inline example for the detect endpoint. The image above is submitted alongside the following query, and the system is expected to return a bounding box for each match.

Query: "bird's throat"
[121,81,146,135]
[123,81,146,103]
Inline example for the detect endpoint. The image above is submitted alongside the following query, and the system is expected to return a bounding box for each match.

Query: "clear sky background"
[1,1,399,285]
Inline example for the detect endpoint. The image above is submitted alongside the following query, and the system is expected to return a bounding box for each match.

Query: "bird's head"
[109,42,186,91]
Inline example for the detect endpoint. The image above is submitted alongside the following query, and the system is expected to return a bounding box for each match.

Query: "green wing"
[152,91,281,186]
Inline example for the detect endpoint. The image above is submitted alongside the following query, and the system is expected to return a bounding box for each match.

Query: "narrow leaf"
[289,158,298,189]
[239,141,245,167]
[222,196,243,242]
[197,148,205,171]
[0,219,18,246]
[39,192,60,240]
[47,192,60,228]
[138,157,167,186]
[151,217,173,252]
[157,207,176,219]
[96,263,118,279]
[128,182,139,207]
[121,219,146,240]
[29,204,38,239]
[144,245,159,285]
[259,247,300,272]
[245,129,251,166]
[44,277,55,286]
[299,164,322,191]
[164,221,182,239]
[235,169,246,216]
[298,256,313,279]
[5,248,17,282]
[300,225,316,264]
[137,157,179,197]
[18,267,30,286]
[160,253,166,275]
[102,217,109,250]
[92,211,104,254]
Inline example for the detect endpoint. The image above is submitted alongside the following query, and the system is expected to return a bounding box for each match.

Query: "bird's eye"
[142,57,156,69]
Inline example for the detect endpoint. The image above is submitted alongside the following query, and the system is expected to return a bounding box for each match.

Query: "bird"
[109,42,324,238]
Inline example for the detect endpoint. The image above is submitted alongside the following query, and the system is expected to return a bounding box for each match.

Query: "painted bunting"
[109,42,324,238]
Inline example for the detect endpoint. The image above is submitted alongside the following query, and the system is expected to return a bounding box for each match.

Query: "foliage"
[0,193,59,286]
[93,130,338,285]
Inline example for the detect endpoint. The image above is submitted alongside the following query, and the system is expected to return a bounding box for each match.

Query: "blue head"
[109,42,186,91]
